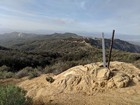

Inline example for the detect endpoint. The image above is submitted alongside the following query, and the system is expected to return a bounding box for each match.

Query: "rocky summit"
[19,61,140,105]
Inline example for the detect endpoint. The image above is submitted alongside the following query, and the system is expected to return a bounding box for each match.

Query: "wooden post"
[102,33,106,67]
[107,30,115,69]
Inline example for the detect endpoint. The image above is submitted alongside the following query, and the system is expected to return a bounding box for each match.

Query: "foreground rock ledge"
[18,61,140,102]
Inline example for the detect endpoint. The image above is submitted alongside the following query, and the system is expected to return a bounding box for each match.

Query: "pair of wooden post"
[102,30,115,68]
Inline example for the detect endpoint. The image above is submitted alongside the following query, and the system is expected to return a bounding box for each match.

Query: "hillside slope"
[85,38,140,53]
[0,32,140,74]
[0,32,140,53]
[0,34,140,72]
[0,45,9,50]
[9,33,140,53]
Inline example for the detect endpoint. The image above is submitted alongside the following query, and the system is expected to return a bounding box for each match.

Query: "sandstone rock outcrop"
[18,61,140,101]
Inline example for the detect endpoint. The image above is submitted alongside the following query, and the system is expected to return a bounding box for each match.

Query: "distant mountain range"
[0,45,9,50]
[86,38,140,53]
[0,32,140,53]
[129,41,140,46]
[0,32,35,39]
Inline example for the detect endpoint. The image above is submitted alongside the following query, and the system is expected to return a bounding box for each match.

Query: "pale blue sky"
[0,0,140,35]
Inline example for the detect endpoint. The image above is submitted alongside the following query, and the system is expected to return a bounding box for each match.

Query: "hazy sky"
[0,0,140,35]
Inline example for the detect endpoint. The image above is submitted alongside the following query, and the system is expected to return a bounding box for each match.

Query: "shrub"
[0,72,4,79]
[0,85,32,105]
[44,62,76,75]
[43,66,52,74]
[28,69,41,79]
[0,65,10,72]
[0,71,14,79]
[3,72,14,78]
[134,60,140,68]
[15,67,33,79]
[15,70,28,79]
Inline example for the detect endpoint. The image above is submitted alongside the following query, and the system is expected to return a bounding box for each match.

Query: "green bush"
[0,85,32,105]
[0,71,14,79]
[15,67,33,79]
[43,66,52,74]
[15,70,28,79]
[28,69,41,79]
[3,72,14,78]
[0,65,10,72]
[44,62,72,75]
[15,67,42,79]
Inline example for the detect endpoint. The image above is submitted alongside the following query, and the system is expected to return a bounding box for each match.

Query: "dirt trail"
[18,61,140,105]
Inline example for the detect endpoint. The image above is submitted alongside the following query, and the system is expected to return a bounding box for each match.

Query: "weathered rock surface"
[113,73,130,88]
[96,67,110,80]
[18,61,140,101]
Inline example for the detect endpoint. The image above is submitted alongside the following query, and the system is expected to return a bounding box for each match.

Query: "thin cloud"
[80,1,86,10]
[0,0,140,35]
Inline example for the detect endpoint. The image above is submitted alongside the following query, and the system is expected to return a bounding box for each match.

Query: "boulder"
[107,79,115,88]
[96,68,110,81]
[133,74,140,83]
[113,73,130,88]
[136,74,140,81]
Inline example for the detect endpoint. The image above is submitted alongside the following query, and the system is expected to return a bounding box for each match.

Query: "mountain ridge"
[85,38,140,53]
[0,32,140,53]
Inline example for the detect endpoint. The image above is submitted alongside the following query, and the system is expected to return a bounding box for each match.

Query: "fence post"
[108,30,115,69]
[102,33,106,67]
